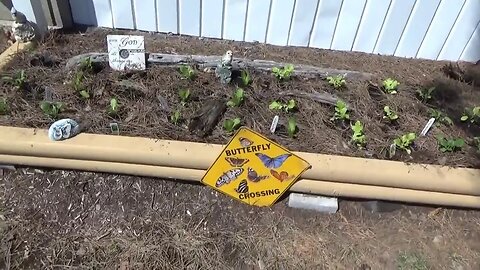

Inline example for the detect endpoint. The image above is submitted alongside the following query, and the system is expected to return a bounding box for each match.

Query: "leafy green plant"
[331,100,350,121]
[416,87,435,102]
[326,75,346,89]
[72,71,90,99]
[0,98,8,115]
[2,69,27,90]
[178,89,191,106]
[272,64,294,81]
[269,99,296,113]
[393,133,416,154]
[79,57,94,73]
[40,101,64,119]
[429,109,453,126]
[351,120,366,148]
[436,136,464,153]
[383,106,399,121]
[223,118,241,133]
[460,106,480,124]
[107,98,119,116]
[179,65,195,80]
[227,88,245,107]
[382,78,400,94]
[287,117,298,138]
[170,109,181,125]
[240,70,252,86]
[397,252,428,270]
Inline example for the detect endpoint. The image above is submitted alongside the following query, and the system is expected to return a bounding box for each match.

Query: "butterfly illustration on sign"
[239,137,254,147]
[234,179,249,194]
[247,167,269,182]
[225,157,249,167]
[270,170,295,182]
[216,168,244,188]
[255,153,292,169]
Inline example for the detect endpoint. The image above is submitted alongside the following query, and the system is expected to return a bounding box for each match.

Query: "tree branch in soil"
[65,53,373,80]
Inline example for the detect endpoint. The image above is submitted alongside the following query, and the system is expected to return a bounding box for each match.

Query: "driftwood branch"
[65,52,373,80]
[278,90,340,106]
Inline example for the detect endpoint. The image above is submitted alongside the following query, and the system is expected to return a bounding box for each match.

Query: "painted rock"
[48,118,81,141]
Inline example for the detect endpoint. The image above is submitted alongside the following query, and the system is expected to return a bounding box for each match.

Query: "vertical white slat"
[309,0,344,49]
[266,0,296,46]
[133,0,157,31]
[201,0,223,38]
[288,0,320,47]
[416,0,465,60]
[224,0,248,41]
[111,0,134,29]
[244,0,271,42]
[373,0,416,55]
[352,0,391,53]
[92,0,113,28]
[330,0,366,51]
[460,22,480,62]
[69,0,96,25]
[157,0,178,33]
[178,0,200,36]
[12,0,48,33]
[394,0,440,58]
[438,0,480,61]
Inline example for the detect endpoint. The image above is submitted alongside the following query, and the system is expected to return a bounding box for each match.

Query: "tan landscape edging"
[1,126,479,197]
[0,41,36,70]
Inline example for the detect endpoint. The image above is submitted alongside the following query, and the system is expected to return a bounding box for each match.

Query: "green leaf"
[79,90,90,99]
[287,117,297,138]
[241,70,252,86]
[269,101,283,110]
[178,88,190,103]
[226,100,235,107]
[454,139,465,147]
[351,120,363,133]
[460,115,469,121]
[272,67,280,73]
[110,98,118,111]
[285,99,296,112]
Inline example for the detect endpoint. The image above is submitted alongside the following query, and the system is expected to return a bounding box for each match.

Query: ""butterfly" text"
[225,143,271,156]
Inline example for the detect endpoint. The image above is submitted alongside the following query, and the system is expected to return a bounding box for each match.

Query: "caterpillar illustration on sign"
[215,168,244,188]
[255,153,292,169]
[239,137,254,147]
[270,169,295,182]
[225,157,249,167]
[247,167,269,182]
[234,179,249,194]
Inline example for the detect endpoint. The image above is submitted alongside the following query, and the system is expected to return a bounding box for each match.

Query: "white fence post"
[11,0,48,37]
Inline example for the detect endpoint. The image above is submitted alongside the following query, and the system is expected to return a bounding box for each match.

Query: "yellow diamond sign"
[201,127,312,207]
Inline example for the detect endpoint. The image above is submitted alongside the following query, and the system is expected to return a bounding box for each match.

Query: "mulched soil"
[0,28,479,168]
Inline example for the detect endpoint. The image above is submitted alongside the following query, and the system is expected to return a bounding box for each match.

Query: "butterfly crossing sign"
[201,127,312,207]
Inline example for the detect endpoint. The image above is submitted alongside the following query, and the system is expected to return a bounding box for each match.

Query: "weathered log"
[278,90,340,106]
[65,52,373,80]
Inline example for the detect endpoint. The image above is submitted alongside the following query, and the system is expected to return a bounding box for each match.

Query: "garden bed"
[0,28,479,169]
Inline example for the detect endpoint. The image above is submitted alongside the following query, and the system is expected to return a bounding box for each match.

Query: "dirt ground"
[0,28,479,269]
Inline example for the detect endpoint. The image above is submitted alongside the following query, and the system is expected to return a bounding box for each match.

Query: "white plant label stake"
[420,118,436,136]
[107,35,146,71]
[270,115,279,133]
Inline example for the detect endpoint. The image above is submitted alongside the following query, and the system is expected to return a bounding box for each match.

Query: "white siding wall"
[68,0,480,63]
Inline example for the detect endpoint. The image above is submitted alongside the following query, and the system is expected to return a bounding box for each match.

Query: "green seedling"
[79,57,94,73]
[416,87,435,102]
[287,117,298,138]
[272,64,294,81]
[178,88,191,106]
[2,69,27,90]
[107,98,119,116]
[72,71,90,99]
[223,118,241,133]
[170,109,181,125]
[429,109,452,126]
[326,75,346,89]
[0,98,8,115]
[382,78,400,94]
[269,99,296,113]
[227,88,245,107]
[331,100,350,121]
[40,101,64,119]
[393,133,416,154]
[179,65,195,80]
[460,106,480,124]
[436,136,464,153]
[351,120,366,148]
[240,70,252,86]
[383,106,399,121]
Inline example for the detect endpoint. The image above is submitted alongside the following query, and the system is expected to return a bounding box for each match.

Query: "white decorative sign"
[107,35,146,71]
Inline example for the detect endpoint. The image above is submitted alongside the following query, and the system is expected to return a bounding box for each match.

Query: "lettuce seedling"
[170,109,181,125]
[382,78,400,94]
[436,136,464,153]
[224,118,241,134]
[269,99,296,113]
[351,120,366,148]
[178,89,191,106]
[108,98,119,116]
[227,88,245,107]
[416,87,435,103]
[272,64,294,81]
[429,109,453,126]
[383,106,399,121]
[40,101,64,119]
[331,100,350,121]
[393,133,416,154]
[460,106,480,124]
[287,117,298,138]
[326,75,346,89]
[241,70,252,86]
[179,65,195,80]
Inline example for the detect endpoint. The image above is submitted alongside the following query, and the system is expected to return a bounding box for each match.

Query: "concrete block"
[287,193,338,213]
